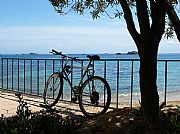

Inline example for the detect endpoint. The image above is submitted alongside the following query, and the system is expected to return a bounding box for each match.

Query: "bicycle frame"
[58,56,94,96]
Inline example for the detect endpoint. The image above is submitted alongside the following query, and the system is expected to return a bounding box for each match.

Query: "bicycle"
[43,49,111,118]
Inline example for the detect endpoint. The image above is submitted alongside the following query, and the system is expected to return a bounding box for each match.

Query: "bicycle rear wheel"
[44,72,63,107]
[79,76,111,118]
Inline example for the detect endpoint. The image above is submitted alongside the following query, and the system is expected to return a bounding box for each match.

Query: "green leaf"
[176,105,180,112]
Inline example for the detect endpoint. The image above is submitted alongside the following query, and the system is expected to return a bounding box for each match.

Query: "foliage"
[48,0,180,39]
[15,93,31,121]
[49,0,127,19]
[165,105,180,134]
[164,0,180,39]
[0,112,84,134]
[0,94,85,134]
[165,17,175,39]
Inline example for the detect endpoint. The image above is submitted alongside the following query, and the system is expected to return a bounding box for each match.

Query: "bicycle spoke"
[79,76,111,118]
[44,73,63,107]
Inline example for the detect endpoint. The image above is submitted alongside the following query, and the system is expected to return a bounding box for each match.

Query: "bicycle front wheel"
[79,76,111,118]
[44,73,63,107]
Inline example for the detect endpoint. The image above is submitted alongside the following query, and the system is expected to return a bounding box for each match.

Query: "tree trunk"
[119,1,165,133]
[138,39,164,134]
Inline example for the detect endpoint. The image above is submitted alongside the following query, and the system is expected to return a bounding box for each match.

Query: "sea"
[0,53,180,103]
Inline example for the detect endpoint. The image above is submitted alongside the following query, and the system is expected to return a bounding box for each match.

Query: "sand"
[0,91,43,117]
[0,90,180,118]
[0,90,84,117]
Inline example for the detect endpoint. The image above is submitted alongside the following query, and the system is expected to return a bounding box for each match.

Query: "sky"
[0,0,180,54]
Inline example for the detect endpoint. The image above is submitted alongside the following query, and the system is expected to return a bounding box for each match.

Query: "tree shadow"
[39,103,85,120]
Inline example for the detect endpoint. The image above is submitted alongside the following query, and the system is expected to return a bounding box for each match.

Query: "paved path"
[0,91,43,117]
[1,90,179,118]
[0,90,83,118]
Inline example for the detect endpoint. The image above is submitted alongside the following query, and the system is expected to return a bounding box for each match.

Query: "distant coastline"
[115,51,138,55]
[0,50,138,56]
[29,53,38,55]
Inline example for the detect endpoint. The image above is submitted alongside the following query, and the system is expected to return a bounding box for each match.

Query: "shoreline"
[0,90,180,117]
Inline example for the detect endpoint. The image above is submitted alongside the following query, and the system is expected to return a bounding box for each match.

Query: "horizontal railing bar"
[1,57,180,62]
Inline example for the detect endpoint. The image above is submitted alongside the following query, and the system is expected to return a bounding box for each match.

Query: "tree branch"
[136,0,150,35]
[150,0,156,23]
[165,0,180,42]
[151,0,165,43]
[118,0,140,49]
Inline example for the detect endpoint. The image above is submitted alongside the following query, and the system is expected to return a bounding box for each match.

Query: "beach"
[0,90,86,117]
[0,90,43,117]
[1,89,180,118]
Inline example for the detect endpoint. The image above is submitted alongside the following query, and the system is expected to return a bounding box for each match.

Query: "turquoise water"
[0,53,180,102]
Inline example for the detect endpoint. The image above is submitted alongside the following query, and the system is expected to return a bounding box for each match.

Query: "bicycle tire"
[44,72,63,107]
[79,76,111,118]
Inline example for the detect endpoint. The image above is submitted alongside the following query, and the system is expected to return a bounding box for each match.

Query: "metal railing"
[0,58,180,108]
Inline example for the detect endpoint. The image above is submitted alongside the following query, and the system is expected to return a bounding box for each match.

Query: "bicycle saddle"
[87,55,100,60]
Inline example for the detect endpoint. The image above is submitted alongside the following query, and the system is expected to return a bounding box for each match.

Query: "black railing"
[0,58,180,108]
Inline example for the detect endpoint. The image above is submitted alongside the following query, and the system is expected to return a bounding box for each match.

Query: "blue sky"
[0,0,180,54]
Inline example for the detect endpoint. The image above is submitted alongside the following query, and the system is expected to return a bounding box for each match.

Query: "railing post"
[104,60,107,106]
[37,60,39,96]
[92,60,95,76]
[30,60,32,94]
[117,60,119,109]
[164,61,168,105]
[45,60,47,88]
[53,59,55,74]
[12,59,14,90]
[130,60,134,108]
[18,59,20,92]
[7,59,8,89]
[104,60,107,80]
[81,60,84,83]
[61,59,63,99]
[71,60,73,100]
[1,58,3,89]
[24,59,26,93]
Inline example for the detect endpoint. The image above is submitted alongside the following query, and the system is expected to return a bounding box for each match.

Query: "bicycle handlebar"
[51,49,62,55]
[51,49,82,62]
